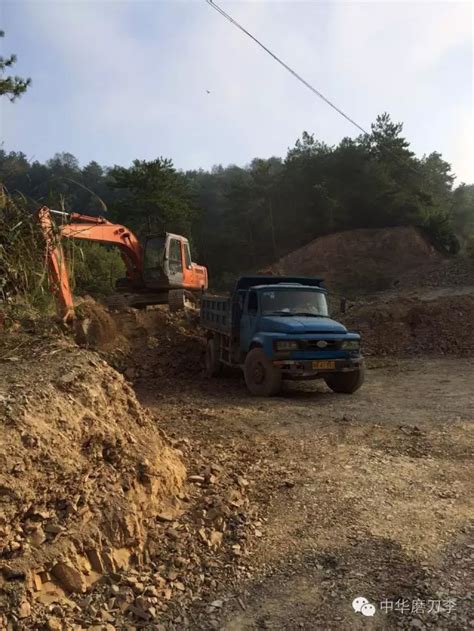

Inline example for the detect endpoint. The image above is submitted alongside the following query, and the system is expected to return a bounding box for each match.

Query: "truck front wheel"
[244,348,282,397]
[324,365,365,394]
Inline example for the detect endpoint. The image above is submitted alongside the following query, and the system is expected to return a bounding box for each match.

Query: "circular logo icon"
[361,603,376,617]
[352,597,369,613]
[316,340,328,348]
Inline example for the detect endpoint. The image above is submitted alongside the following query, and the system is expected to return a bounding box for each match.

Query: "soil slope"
[268,226,441,293]
[0,330,185,626]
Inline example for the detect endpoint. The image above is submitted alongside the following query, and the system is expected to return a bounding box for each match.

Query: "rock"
[188,475,205,483]
[166,527,180,540]
[51,562,86,593]
[32,573,43,591]
[226,489,244,507]
[44,523,64,535]
[86,549,105,573]
[127,604,149,620]
[156,511,174,522]
[1,565,26,580]
[101,550,117,572]
[58,372,76,386]
[18,600,31,618]
[50,604,65,617]
[100,608,114,622]
[209,530,223,548]
[211,599,223,608]
[46,617,62,631]
[29,525,46,547]
[410,620,425,629]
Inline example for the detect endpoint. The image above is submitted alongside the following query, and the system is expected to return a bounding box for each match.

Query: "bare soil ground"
[1,303,473,630]
[138,358,473,630]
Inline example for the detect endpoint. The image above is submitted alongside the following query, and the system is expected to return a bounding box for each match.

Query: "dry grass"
[0,187,53,320]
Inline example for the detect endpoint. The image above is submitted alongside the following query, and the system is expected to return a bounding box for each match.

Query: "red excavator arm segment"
[58,217,144,285]
[38,206,145,321]
[37,207,75,322]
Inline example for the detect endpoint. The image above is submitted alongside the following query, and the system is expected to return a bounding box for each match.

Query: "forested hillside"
[1,113,473,289]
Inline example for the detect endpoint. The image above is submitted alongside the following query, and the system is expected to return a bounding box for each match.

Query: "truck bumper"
[273,358,364,380]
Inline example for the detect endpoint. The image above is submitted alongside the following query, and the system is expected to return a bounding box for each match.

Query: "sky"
[1,0,473,182]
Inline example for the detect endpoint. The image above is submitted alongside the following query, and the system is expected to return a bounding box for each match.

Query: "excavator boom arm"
[38,206,144,321]
[58,221,144,283]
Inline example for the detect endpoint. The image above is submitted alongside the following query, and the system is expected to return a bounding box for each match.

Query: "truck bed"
[200,295,233,334]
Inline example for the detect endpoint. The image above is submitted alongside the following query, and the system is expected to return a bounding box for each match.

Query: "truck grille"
[300,339,342,350]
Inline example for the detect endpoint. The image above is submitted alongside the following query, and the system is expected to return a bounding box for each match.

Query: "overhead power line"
[204,0,429,182]
[205,0,370,136]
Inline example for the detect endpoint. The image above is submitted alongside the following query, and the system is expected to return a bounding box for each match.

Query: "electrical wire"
[205,0,426,180]
[205,0,370,136]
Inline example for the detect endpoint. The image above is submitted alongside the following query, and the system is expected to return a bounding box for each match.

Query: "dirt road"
[139,358,473,630]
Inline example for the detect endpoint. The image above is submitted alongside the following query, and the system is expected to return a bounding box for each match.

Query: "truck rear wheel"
[244,348,282,397]
[324,365,365,394]
[205,338,222,377]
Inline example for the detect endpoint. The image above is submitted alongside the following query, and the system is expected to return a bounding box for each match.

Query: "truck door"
[167,237,184,287]
[240,289,259,351]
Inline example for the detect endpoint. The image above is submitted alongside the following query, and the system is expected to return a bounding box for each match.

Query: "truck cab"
[200,276,365,396]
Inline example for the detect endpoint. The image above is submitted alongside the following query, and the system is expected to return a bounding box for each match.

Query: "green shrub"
[65,241,125,297]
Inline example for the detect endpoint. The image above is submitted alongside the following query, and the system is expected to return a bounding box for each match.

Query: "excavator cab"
[142,235,167,286]
[142,233,189,289]
[141,232,207,310]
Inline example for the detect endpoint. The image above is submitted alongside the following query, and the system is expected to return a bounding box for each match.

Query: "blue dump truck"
[200,276,365,396]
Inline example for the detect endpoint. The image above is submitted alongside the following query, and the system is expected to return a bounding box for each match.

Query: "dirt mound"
[0,332,185,624]
[344,294,474,357]
[79,304,206,384]
[0,322,268,629]
[268,226,442,294]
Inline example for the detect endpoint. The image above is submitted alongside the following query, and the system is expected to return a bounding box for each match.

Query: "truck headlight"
[275,340,299,351]
[341,340,360,350]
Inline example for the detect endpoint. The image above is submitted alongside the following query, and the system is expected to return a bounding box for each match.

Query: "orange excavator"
[38,206,208,322]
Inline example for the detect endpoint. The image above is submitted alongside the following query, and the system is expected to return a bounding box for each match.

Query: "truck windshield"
[260,289,329,317]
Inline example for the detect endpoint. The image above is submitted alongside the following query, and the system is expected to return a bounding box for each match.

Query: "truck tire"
[244,348,282,397]
[324,365,365,394]
[205,338,222,377]
[168,289,185,312]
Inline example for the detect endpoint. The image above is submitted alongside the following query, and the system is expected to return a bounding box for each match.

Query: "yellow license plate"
[312,360,336,370]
